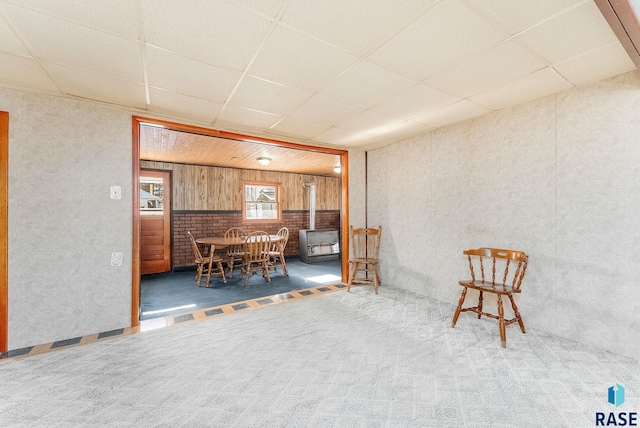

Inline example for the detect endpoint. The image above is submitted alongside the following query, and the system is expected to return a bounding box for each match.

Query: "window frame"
[242,180,283,223]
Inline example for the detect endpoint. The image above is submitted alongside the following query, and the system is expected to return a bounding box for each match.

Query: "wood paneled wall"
[140,161,341,211]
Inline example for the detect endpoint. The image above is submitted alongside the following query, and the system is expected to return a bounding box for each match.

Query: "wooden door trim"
[139,169,172,274]
[0,112,7,352]
[131,120,140,326]
[131,116,349,326]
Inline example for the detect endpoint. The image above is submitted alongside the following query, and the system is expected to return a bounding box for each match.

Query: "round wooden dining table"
[196,235,283,282]
[196,234,281,248]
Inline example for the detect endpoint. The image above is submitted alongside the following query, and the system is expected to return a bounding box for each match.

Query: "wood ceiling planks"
[139,125,341,177]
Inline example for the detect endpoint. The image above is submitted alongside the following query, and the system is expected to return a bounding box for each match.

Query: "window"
[140,176,164,213]
[243,181,282,221]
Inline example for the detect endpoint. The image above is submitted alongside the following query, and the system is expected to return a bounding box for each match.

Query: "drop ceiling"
[0,0,636,150]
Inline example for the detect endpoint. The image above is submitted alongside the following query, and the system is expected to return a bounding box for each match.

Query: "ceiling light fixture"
[257,157,271,166]
[333,165,342,173]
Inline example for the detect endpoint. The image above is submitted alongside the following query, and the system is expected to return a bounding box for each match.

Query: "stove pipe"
[303,182,316,230]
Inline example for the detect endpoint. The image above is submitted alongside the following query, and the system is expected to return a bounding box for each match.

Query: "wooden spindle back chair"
[347,225,382,294]
[240,231,272,286]
[224,227,246,278]
[451,248,528,348]
[187,231,226,287]
[269,227,289,276]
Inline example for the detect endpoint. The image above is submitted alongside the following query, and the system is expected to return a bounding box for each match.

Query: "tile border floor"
[0,282,348,362]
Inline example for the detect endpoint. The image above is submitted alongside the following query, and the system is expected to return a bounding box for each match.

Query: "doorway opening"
[131,116,349,325]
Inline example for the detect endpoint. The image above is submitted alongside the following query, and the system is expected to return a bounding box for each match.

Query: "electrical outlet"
[110,185,121,200]
[111,252,123,266]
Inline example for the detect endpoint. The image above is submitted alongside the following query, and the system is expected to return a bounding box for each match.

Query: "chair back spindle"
[463,248,527,290]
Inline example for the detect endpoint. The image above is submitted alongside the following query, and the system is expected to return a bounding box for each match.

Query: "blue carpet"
[140,258,341,320]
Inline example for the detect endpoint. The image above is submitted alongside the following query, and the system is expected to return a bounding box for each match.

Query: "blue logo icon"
[608,384,625,407]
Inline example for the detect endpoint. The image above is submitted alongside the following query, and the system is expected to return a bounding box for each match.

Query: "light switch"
[110,185,121,200]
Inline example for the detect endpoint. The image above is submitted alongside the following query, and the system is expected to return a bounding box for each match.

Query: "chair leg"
[508,295,526,333]
[477,291,483,319]
[195,263,203,287]
[280,253,288,276]
[497,295,507,348]
[243,263,249,286]
[451,287,468,328]
[219,261,227,284]
[227,258,234,278]
[347,262,358,292]
[207,261,226,287]
[373,266,380,294]
[205,258,213,288]
[262,261,271,282]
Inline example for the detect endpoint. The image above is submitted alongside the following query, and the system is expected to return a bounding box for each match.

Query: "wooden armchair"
[224,227,246,278]
[187,231,226,287]
[347,225,382,294]
[451,248,529,348]
[239,231,272,286]
[268,227,289,276]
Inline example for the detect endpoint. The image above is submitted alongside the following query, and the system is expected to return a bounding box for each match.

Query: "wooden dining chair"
[187,231,226,287]
[240,231,272,286]
[268,227,289,276]
[347,225,382,294]
[451,248,529,348]
[224,227,246,278]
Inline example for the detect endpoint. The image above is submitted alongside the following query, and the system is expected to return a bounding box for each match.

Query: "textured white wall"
[1,88,133,349]
[347,149,367,231]
[367,71,640,360]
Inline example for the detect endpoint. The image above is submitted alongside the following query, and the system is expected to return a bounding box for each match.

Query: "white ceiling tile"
[248,26,358,92]
[142,0,271,72]
[216,105,283,131]
[146,47,241,103]
[371,84,460,119]
[281,0,439,56]
[46,62,146,108]
[0,52,60,93]
[427,42,547,98]
[414,99,491,128]
[149,87,223,123]
[319,61,416,108]
[513,1,618,64]
[470,67,574,110]
[369,120,433,141]
[228,76,312,116]
[368,0,505,81]
[0,13,31,56]
[9,0,139,40]
[314,122,430,149]
[288,95,362,127]
[335,110,405,134]
[460,0,585,36]
[355,120,434,149]
[312,127,375,147]
[2,3,143,82]
[269,117,329,140]
[554,42,636,86]
[227,0,287,19]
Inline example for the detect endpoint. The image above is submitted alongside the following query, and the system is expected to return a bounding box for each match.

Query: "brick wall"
[173,210,340,269]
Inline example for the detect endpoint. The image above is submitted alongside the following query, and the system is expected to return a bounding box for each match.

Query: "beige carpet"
[0,286,638,427]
